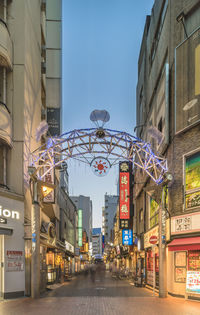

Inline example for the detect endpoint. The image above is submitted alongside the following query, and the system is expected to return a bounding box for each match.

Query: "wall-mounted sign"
[78,209,82,247]
[171,212,200,235]
[122,229,133,245]
[6,251,24,272]
[47,108,60,136]
[65,241,74,254]
[119,219,131,229]
[42,167,55,203]
[149,235,158,245]
[119,161,132,220]
[185,152,200,210]
[144,226,159,248]
[0,205,20,220]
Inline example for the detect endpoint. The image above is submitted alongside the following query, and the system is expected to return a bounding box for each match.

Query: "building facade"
[102,194,118,245]
[135,0,200,298]
[0,0,63,299]
[92,228,102,257]
[70,195,93,257]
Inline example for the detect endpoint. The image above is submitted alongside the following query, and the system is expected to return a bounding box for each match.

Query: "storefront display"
[146,249,159,287]
[186,251,200,295]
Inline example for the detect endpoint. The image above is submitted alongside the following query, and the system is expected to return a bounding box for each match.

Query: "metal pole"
[159,186,167,298]
[31,180,40,298]
[153,245,155,296]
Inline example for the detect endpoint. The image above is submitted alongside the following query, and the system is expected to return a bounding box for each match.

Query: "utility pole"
[31,179,40,299]
[158,186,167,298]
[159,172,172,298]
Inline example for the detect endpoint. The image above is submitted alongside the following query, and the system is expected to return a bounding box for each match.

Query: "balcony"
[0,102,12,147]
[0,19,12,69]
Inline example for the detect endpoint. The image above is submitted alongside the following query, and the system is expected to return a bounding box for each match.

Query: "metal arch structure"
[30,127,168,184]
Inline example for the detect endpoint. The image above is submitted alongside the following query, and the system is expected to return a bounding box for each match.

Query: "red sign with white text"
[119,172,130,219]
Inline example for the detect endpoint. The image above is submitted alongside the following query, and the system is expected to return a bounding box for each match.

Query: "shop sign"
[186,271,200,294]
[6,250,24,272]
[119,161,131,220]
[149,235,157,245]
[144,226,159,248]
[171,212,200,235]
[43,167,55,203]
[65,241,74,254]
[78,209,82,247]
[0,205,20,220]
[122,229,133,245]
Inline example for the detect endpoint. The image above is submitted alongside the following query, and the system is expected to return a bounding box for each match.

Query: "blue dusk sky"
[62,0,154,228]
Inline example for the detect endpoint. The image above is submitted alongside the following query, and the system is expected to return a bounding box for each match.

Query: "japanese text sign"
[119,172,130,219]
[122,229,133,245]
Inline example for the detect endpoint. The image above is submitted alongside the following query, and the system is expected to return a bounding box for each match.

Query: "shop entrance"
[0,235,3,299]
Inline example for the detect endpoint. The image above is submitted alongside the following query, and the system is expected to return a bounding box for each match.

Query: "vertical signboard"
[43,167,55,203]
[78,209,82,247]
[122,229,133,245]
[119,161,131,220]
[47,108,60,136]
[175,27,200,133]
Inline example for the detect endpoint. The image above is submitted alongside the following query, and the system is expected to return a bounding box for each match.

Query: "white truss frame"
[30,128,168,184]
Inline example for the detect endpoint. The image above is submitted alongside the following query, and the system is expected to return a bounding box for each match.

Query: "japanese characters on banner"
[186,271,200,294]
[122,229,133,245]
[119,161,131,220]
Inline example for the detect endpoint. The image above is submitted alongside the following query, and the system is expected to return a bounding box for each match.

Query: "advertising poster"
[149,197,159,228]
[6,251,24,272]
[185,152,200,209]
[175,28,200,133]
[186,271,200,294]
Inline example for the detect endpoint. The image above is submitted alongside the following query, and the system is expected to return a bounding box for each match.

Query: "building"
[102,194,118,245]
[92,228,102,257]
[135,0,200,298]
[0,0,62,299]
[70,195,93,255]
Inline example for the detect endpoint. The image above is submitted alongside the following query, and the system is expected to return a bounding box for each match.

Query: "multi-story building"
[102,194,118,245]
[135,0,200,298]
[0,0,63,299]
[92,228,102,257]
[70,195,93,252]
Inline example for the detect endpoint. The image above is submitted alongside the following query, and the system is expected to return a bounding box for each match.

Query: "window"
[158,118,163,132]
[174,251,187,283]
[149,197,159,228]
[185,151,200,210]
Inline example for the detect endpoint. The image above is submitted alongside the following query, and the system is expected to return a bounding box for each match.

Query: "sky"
[62,0,154,228]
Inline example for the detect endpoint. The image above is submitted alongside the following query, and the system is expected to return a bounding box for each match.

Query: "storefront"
[167,212,200,299]
[144,225,159,288]
[0,194,25,299]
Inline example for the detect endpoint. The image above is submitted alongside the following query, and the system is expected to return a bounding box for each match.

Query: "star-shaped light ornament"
[91,157,111,177]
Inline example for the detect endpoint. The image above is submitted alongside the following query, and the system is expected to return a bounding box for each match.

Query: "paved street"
[0,270,200,315]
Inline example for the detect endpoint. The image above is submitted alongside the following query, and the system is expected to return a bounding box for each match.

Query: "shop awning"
[168,237,200,251]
